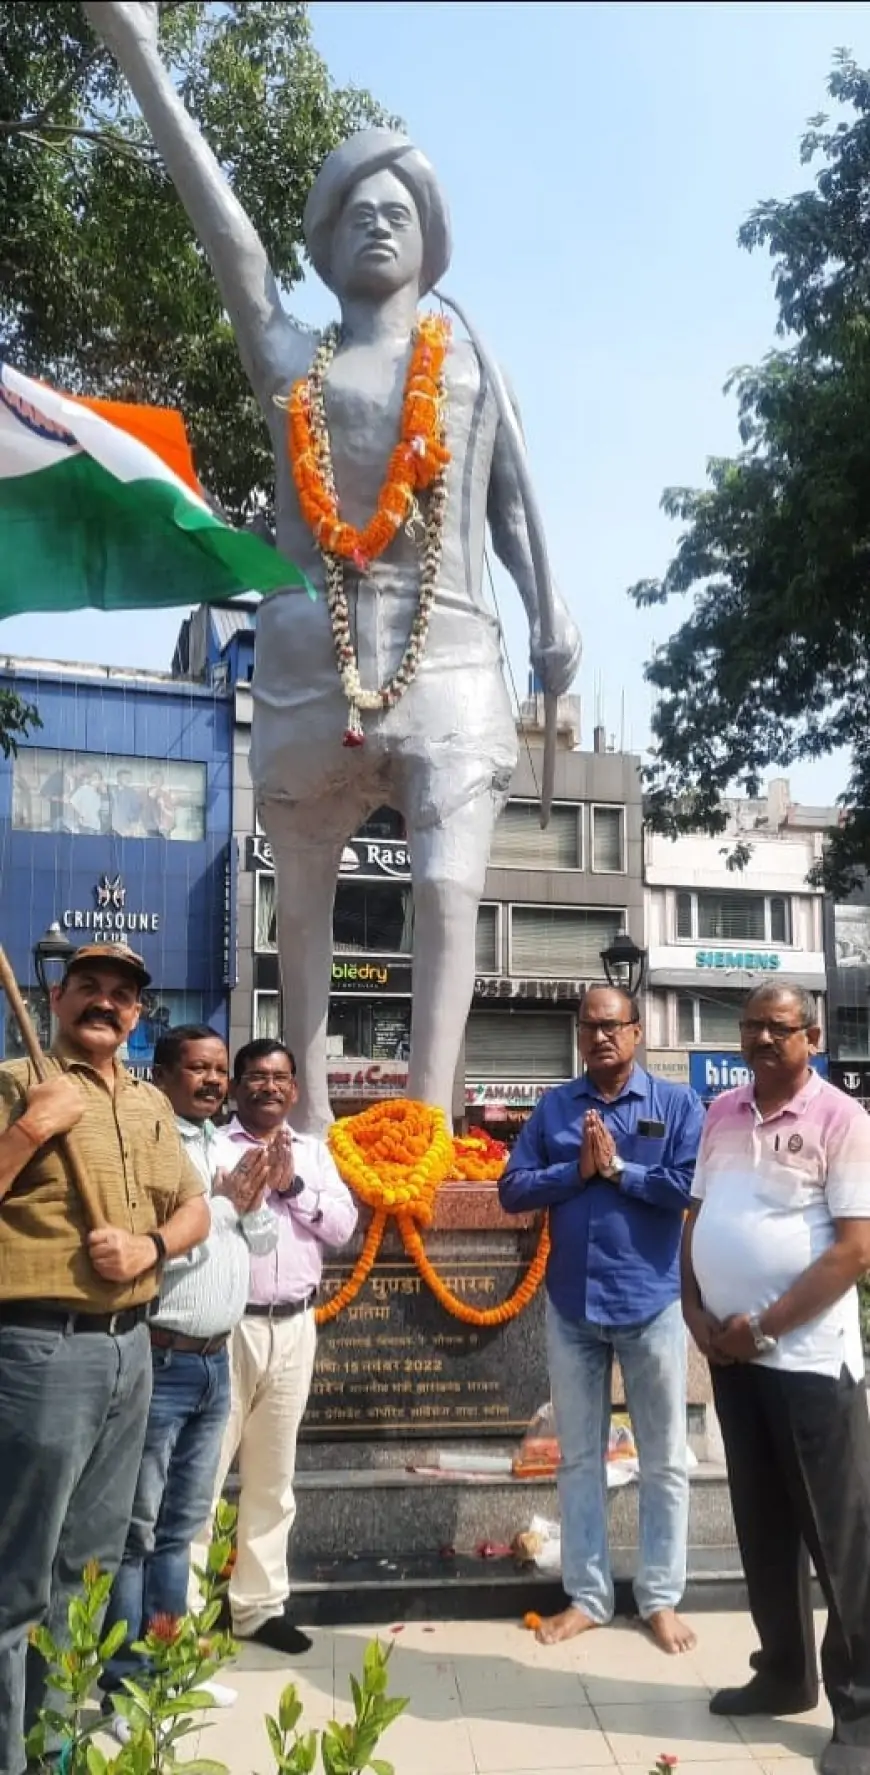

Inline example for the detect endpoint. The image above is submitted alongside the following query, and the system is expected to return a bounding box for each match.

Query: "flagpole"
[0,945,106,1229]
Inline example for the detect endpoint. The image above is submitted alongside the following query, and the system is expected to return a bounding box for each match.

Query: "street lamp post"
[33,923,76,1026]
[600,932,648,999]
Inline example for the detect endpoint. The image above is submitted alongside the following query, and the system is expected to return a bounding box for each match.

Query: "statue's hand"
[81,1,160,56]
[530,601,581,698]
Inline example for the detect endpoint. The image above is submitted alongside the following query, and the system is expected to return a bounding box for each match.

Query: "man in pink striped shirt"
[683,983,870,1775]
[207,1039,357,1654]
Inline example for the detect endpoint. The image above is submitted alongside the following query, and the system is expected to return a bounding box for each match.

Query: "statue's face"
[331,168,424,299]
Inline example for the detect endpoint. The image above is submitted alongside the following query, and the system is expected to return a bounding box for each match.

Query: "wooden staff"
[0,944,107,1229]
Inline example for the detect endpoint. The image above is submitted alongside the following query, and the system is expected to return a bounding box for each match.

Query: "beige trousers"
[193,1310,317,1637]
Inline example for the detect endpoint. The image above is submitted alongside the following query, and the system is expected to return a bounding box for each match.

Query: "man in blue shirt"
[500,985,704,1655]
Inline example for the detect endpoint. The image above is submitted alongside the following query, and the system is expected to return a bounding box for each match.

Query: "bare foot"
[535,1607,599,1646]
[643,1609,697,1655]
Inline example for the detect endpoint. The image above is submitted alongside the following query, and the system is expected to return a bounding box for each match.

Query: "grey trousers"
[0,1318,151,1775]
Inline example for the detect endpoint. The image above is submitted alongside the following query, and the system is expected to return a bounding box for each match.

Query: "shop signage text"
[328,1059,407,1098]
[247,834,410,882]
[646,1049,691,1085]
[695,950,781,972]
[465,1081,553,1107]
[62,875,160,942]
[473,977,586,1001]
[331,960,412,995]
[691,1049,827,1099]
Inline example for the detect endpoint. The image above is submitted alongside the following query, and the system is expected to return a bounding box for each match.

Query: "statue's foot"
[535,1607,599,1646]
[642,1609,697,1655]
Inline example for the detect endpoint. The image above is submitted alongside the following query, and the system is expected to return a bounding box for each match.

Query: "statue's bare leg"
[406,792,497,1128]
[259,801,349,1137]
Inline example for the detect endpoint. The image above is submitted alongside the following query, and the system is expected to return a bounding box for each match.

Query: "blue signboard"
[691,1050,829,1100]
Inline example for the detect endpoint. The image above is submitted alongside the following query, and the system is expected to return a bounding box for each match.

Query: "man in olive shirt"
[0,943,208,1775]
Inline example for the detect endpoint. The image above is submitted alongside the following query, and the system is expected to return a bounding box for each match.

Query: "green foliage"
[0,2,396,526]
[28,1500,408,1775]
[0,688,40,757]
[260,1640,407,1775]
[628,52,870,894]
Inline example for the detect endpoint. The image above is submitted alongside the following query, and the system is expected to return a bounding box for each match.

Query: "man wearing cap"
[0,943,210,1775]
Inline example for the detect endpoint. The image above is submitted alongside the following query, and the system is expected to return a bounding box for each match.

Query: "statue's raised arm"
[81,1,295,397]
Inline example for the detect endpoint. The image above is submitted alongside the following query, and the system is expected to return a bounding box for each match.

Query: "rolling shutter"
[510,907,623,977]
[490,801,580,868]
[466,1010,575,1079]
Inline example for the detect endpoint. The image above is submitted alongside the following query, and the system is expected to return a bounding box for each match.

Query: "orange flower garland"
[315,1210,387,1325]
[400,1213,550,1328]
[325,1099,548,1326]
[451,1129,509,1182]
[287,317,451,568]
[328,1099,455,1226]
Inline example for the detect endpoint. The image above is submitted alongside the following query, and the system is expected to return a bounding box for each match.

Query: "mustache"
[77,1007,121,1032]
[194,1086,224,1099]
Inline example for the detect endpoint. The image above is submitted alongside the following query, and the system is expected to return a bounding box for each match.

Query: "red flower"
[342,729,365,749]
[148,1613,182,1644]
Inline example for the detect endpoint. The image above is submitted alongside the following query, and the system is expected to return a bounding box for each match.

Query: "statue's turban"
[304,128,452,297]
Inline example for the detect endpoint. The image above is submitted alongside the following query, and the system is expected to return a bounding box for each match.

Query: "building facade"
[645,780,833,1103]
[174,606,644,1134]
[0,657,234,1073]
[825,878,870,1110]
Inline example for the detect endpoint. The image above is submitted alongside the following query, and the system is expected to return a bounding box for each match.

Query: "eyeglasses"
[241,1071,296,1087]
[739,1020,810,1041]
[578,1020,637,1036]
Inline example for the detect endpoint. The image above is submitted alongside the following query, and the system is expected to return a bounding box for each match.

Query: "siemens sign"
[695,950,781,972]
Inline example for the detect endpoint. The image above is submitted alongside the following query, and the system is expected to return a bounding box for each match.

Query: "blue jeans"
[102,1343,231,1693]
[0,1319,151,1775]
[546,1295,688,1622]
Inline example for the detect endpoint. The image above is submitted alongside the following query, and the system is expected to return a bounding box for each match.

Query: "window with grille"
[490,800,581,868]
[675,891,793,945]
[475,904,499,973]
[591,805,625,873]
[675,990,744,1046]
[835,1005,870,1060]
[510,906,623,977]
[465,1010,575,1079]
[254,991,281,1041]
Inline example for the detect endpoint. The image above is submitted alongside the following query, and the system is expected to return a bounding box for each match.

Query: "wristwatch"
[602,1155,624,1183]
[147,1231,168,1268]
[747,1314,778,1355]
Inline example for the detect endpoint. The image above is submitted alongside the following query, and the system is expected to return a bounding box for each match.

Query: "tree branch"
[0,119,153,161]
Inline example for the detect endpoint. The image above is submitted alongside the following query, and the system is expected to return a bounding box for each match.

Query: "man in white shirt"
[204,1039,357,1655]
[683,983,870,1774]
[99,1025,279,1736]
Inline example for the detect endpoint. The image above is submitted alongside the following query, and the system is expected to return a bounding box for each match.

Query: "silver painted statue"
[83,3,581,1133]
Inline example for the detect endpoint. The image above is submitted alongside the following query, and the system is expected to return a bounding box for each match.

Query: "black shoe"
[820,1738,870,1775]
[243,1615,313,1656]
[710,1675,819,1717]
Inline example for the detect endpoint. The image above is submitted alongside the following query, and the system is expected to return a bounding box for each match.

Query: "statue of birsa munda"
[83,2,581,1134]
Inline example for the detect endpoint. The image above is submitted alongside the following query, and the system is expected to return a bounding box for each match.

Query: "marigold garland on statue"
[326,1099,547,1326]
[283,316,452,746]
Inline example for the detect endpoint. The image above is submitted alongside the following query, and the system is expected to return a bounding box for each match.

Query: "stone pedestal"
[291,1183,724,1591]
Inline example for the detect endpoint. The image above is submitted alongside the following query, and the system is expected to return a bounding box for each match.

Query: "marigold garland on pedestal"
[324,1099,547,1326]
[451,1129,509,1182]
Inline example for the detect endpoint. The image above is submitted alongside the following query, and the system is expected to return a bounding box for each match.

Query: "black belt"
[245,1293,316,1320]
[150,1327,230,1356]
[0,1302,150,1336]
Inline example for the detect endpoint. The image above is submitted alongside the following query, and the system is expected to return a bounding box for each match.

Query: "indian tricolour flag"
[0,362,307,616]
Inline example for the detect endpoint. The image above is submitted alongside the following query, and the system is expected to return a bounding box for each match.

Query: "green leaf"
[98,1621,129,1663]
[265,1715,284,1761]
[86,1744,108,1775]
[369,1761,395,1775]
[348,1673,362,1716]
[173,1761,231,1775]
[28,1626,56,1662]
[277,1685,303,1733]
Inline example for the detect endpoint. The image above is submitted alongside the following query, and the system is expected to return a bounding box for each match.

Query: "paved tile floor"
[182,1610,832,1775]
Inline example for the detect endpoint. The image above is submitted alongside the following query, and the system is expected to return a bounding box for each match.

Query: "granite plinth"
[305,1219,547,1441]
[308,1186,713,1442]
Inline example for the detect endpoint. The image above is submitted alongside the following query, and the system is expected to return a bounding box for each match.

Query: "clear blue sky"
[5,0,866,803]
